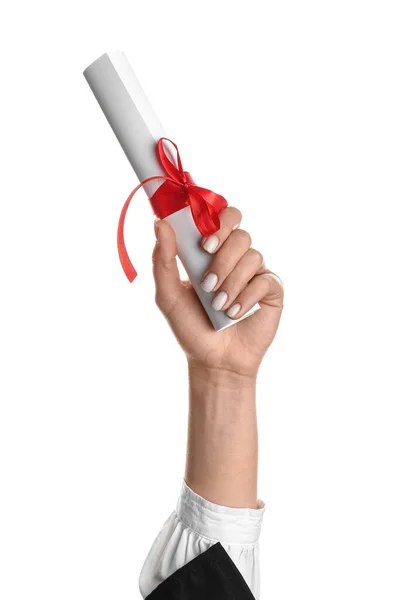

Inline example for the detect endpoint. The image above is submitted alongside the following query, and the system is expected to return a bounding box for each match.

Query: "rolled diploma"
[83,51,260,331]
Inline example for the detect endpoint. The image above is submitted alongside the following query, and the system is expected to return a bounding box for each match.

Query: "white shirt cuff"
[176,479,265,545]
[139,480,265,599]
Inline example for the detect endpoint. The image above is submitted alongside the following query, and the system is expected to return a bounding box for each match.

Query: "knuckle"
[269,272,284,290]
[263,275,272,291]
[154,290,176,317]
[219,206,241,229]
[154,290,164,310]
[277,274,284,289]
[249,248,263,265]
[233,228,252,247]
[229,206,242,222]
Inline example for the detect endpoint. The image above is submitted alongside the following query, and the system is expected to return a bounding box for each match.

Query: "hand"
[152,207,284,379]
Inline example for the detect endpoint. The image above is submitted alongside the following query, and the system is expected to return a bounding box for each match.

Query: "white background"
[1,1,399,598]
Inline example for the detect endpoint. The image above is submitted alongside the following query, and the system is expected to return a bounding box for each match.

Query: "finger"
[152,219,183,313]
[209,248,264,312]
[224,271,284,319]
[200,228,252,293]
[201,206,242,254]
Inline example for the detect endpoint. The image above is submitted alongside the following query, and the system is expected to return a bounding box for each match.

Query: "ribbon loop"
[117,138,228,282]
[157,138,184,182]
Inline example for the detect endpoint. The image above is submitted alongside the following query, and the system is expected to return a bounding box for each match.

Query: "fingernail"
[202,235,219,253]
[201,273,218,292]
[227,303,241,318]
[154,220,159,241]
[212,291,228,311]
[232,222,240,230]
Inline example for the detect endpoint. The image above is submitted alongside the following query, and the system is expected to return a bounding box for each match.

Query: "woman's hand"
[153,206,283,507]
[152,206,284,380]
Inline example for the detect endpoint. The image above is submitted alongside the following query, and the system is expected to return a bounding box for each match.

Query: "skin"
[152,206,284,508]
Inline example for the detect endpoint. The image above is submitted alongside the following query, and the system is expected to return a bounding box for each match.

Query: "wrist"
[187,360,257,392]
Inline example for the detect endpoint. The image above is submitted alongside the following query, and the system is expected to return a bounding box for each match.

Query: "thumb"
[152,219,183,314]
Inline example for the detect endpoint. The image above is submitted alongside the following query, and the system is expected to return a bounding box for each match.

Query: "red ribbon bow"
[117,138,228,282]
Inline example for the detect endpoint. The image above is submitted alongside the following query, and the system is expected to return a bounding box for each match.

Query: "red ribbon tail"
[117,188,138,282]
[117,175,171,282]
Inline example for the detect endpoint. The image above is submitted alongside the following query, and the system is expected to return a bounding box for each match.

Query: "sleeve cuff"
[139,480,265,599]
[176,480,265,546]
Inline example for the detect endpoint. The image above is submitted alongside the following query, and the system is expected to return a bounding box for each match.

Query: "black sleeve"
[146,542,256,600]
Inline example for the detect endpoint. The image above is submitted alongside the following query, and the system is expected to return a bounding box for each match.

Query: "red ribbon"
[117,138,228,282]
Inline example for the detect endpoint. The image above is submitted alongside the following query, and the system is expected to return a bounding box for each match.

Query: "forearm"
[185,361,259,509]
[140,363,263,597]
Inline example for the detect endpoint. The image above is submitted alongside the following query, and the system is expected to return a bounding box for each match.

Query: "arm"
[186,364,259,508]
[140,207,283,598]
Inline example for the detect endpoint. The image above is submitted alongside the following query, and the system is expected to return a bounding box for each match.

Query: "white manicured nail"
[202,235,219,253]
[212,291,228,311]
[201,273,218,292]
[232,222,240,230]
[227,303,241,318]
